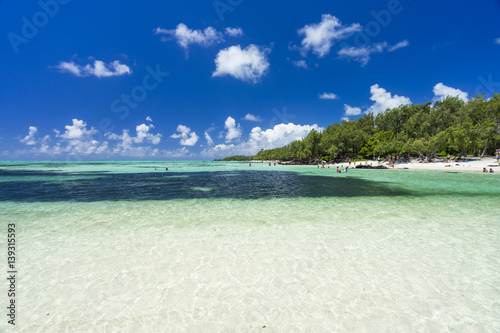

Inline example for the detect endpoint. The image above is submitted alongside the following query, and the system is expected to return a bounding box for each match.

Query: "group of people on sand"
[483,168,494,173]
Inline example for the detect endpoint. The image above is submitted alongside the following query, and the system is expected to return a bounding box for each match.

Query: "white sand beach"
[386,157,499,173]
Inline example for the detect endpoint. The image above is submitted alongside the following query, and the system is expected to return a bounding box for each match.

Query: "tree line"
[243,94,499,162]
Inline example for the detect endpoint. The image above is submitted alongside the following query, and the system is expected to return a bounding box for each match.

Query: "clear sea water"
[1,161,499,332]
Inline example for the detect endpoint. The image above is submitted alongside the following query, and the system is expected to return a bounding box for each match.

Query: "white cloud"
[204,131,214,146]
[366,84,412,115]
[338,42,387,66]
[319,92,339,100]
[212,44,270,83]
[225,27,244,37]
[388,39,409,52]
[297,14,362,58]
[134,123,162,144]
[344,104,362,116]
[494,38,500,44]
[432,83,468,102]
[105,121,162,156]
[290,59,308,69]
[338,40,408,65]
[13,119,167,158]
[163,147,190,158]
[208,143,236,153]
[224,116,242,142]
[154,23,224,52]
[146,116,153,122]
[342,117,349,122]
[202,123,324,158]
[243,113,262,122]
[170,125,199,146]
[56,119,98,140]
[56,60,131,78]
[20,126,38,145]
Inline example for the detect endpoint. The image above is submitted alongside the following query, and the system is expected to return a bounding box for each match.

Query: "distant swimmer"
[249,162,251,167]
[165,168,168,171]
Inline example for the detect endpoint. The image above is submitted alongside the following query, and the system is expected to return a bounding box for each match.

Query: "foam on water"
[0,162,499,331]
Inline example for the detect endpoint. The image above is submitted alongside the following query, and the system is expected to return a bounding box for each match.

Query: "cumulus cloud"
[344,104,362,116]
[297,14,362,58]
[243,113,262,122]
[225,27,244,37]
[224,116,242,142]
[366,84,411,115]
[319,92,339,100]
[56,60,131,78]
[202,123,323,158]
[154,23,224,52]
[432,83,468,102]
[13,119,168,158]
[212,44,270,83]
[56,119,98,140]
[105,121,162,156]
[20,126,38,145]
[48,119,107,156]
[170,125,199,146]
[388,39,409,52]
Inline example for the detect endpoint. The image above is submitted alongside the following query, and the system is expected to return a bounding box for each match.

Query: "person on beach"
[447,153,451,163]
[490,168,494,173]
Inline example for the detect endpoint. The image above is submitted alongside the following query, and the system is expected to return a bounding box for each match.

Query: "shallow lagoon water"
[0,162,499,332]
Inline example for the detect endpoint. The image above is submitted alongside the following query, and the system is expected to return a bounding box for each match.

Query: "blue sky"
[1,0,499,160]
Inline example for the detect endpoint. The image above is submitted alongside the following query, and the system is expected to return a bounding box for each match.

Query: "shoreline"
[319,157,500,173]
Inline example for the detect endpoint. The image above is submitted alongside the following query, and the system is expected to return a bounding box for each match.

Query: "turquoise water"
[1,162,499,331]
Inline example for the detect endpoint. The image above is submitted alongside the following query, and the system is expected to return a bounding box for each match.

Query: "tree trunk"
[481,140,488,158]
